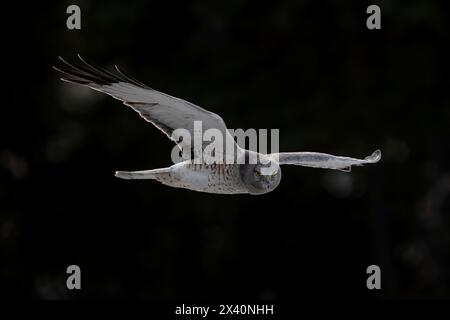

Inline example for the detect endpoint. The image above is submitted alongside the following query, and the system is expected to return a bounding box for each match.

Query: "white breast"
[170,162,247,194]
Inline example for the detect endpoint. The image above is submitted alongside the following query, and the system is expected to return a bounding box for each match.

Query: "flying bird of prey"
[54,56,381,195]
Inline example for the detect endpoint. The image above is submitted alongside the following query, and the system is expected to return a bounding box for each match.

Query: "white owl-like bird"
[54,56,381,195]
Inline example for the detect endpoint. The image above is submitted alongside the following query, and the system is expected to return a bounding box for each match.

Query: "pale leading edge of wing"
[269,149,381,172]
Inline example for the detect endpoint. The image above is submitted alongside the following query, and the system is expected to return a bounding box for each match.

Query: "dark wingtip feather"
[54,55,152,90]
[114,64,152,89]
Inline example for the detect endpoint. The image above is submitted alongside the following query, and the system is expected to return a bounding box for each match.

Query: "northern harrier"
[54,56,381,195]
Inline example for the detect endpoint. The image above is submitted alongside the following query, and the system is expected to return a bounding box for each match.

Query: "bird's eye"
[255,171,261,176]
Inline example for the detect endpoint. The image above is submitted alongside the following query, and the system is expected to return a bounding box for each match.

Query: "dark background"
[1,0,449,300]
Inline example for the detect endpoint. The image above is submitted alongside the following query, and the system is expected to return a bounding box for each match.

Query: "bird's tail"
[115,168,171,180]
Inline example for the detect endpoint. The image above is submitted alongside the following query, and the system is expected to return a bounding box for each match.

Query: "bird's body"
[116,152,281,195]
[145,162,248,194]
[173,162,248,194]
[54,56,381,195]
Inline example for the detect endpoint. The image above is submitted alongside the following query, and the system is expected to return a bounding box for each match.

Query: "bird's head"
[240,160,282,195]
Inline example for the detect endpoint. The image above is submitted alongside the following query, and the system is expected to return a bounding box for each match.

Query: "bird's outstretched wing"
[54,55,241,163]
[269,149,381,172]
